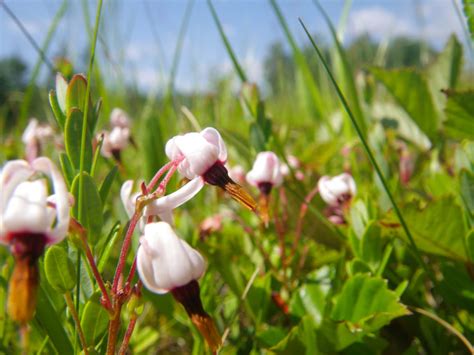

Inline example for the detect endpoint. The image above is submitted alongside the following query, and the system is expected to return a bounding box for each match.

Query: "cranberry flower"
[136,222,220,351]
[22,118,54,163]
[165,127,256,212]
[246,151,283,194]
[100,108,132,160]
[317,173,356,207]
[1,157,70,323]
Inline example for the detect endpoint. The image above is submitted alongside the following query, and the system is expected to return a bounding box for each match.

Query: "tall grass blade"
[314,0,367,136]
[208,0,247,82]
[298,18,433,282]
[269,0,325,118]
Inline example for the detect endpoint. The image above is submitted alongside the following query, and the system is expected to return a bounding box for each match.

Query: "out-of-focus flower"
[396,141,414,186]
[246,151,283,194]
[1,157,70,323]
[166,127,256,212]
[227,164,246,185]
[199,214,222,239]
[100,108,132,160]
[136,222,220,351]
[22,119,54,162]
[120,178,204,226]
[280,154,305,181]
[318,173,356,206]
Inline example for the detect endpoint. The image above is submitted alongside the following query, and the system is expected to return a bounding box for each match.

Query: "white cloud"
[348,6,414,40]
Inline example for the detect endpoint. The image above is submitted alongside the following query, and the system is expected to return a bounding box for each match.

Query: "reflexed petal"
[120,180,137,218]
[200,127,227,162]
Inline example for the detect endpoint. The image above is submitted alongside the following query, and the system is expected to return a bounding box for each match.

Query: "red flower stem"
[289,185,319,264]
[125,257,137,288]
[112,212,141,294]
[117,313,138,355]
[145,160,174,192]
[106,302,122,355]
[79,230,113,311]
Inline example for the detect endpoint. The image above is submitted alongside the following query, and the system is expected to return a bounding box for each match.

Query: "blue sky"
[1,0,470,92]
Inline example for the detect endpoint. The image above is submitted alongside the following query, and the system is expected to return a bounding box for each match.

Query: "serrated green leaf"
[371,67,439,140]
[81,295,109,346]
[71,172,103,243]
[443,90,474,140]
[331,274,409,333]
[44,246,76,293]
[403,197,467,261]
[65,108,93,171]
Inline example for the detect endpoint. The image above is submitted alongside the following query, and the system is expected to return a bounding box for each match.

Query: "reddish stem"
[145,160,174,192]
[117,313,138,355]
[125,257,137,288]
[289,185,319,263]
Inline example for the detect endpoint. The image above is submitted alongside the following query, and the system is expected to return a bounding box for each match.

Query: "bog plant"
[0,0,474,354]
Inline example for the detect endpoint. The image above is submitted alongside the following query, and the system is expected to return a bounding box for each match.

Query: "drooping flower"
[317,173,356,207]
[136,222,221,351]
[246,151,283,195]
[1,157,70,323]
[100,108,132,160]
[227,164,246,185]
[165,127,256,212]
[22,118,54,163]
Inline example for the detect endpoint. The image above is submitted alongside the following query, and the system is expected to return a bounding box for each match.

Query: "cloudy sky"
[0,0,470,92]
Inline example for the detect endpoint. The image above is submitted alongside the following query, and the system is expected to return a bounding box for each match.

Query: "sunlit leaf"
[443,90,474,140]
[65,108,93,171]
[44,246,76,293]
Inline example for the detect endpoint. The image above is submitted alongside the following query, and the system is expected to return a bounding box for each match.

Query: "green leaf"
[371,67,439,140]
[49,89,66,130]
[270,315,317,354]
[65,108,93,171]
[99,165,118,203]
[443,90,474,140]
[426,35,463,113]
[71,172,103,243]
[350,222,384,272]
[403,197,468,261]
[436,262,474,313]
[44,246,76,293]
[65,74,97,132]
[55,73,68,115]
[460,170,474,217]
[331,274,409,333]
[81,294,109,346]
[34,285,74,354]
[462,0,474,40]
[290,282,330,327]
[466,229,474,262]
[59,152,75,188]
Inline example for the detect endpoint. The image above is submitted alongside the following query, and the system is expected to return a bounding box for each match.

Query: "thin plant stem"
[410,306,474,354]
[20,324,29,355]
[117,313,138,355]
[299,19,434,282]
[106,303,122,355]
[146,160,174,192]
[125,257,137,289]
[65,292,89,355]
[289,184,319,263]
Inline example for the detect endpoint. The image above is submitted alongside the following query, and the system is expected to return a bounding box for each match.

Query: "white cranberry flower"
[246,151,283,194]
[1,157,70,246]
[136,222,220,351]
[110,108,131,129]
[22,119,54,162]
[137,222,205,294]
[1,157,70,324]
[120,178,204,226]
[318,173,356,206]
[100,108,132,160]
[165,127,256,212]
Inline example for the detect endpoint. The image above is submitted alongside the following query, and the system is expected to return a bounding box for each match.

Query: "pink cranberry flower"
[165,127,256,212]
[318,173,356,206]
[280,155,305,181]
[22,119,54,163]
[100,108,132,160]
[1,157,70,323]
[246,151,283,195]
[136,222,220,351]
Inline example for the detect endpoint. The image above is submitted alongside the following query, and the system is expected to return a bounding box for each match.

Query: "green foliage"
[65,108,93,171]
[44,246,77,293]
[443,90,474,140]
[81,294,109,346]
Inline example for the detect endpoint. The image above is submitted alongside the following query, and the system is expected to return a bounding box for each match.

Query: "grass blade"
[207,0,247,82]
[298,18,433,282]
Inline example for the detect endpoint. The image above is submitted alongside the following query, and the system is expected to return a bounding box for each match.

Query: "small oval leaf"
[44,246,76,293]
[65,108,93,171]
[81,295,109,346]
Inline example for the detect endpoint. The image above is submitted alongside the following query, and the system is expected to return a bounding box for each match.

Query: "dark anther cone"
[171,280,222,352]
[203,162,257,212]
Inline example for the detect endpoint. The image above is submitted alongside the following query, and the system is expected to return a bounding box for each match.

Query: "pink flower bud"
[246,151,283,192]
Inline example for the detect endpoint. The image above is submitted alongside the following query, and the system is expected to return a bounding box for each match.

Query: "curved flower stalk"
[100,108,132,161]
[166,127,257,212]
[318,173,356,224]
[120,177,204,227]
[22,118,54,163]
[0,157,70,324]
[246,151,283,225]
[137,222,221,352]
